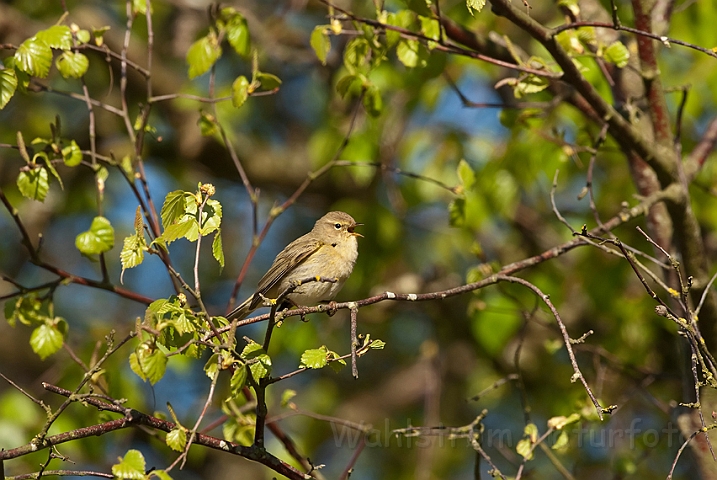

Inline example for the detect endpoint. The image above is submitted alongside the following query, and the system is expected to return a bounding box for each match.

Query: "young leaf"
[0,69,18,109]
[14,38,53,78]
[466,0,487,15]
[225,14,250,57]
[120,232,146,276]
[396,39,421,68]
[166,427,187,452]
[604,41,630,68]
[130,343,168,384]
[300,346,329,369]
[362,85,383,117]
[56,51,89,79]
[112,449,146,480]
[257,72,281,91]
[160,219,196,245]
[187,32,222,79]
[35,25,72,50]
[241,341,272,380]
[310,26,331,65]
[336,74,361,98]
[75,216,115,255]
[30,321,65,360]
[17,167,49,201]
[62,140,83,166]
[161,190,189,228]
[231,75,249,108]
[212,230,224,268]
[457,159,476,190]
[230,364,248,397]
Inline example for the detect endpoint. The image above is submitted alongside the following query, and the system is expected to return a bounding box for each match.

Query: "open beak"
[348,223,363,237]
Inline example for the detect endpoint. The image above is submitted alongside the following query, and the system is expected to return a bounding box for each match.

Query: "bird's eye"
[334,223,342,230]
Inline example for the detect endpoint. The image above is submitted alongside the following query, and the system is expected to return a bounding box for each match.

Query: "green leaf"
[55,51,89,78]
[132,0,152,15]
[257,72,281,91]
[195,198,222,237]
[241,341,272,380]
[466,0,487,15]
[161,190,189,228]
[516,437,534,460]
[5,293,44,327]
[513,74,549,98]
[300,346,329,369]
[384,10,414,47]
[166,427,187,452]
[396,39,423,68]
[212,230,224,268]
[363,85,383,117]
[230,364,248,397]
[34,152,62,191]
[187,32,222,79]
[231,75,249,108]
[112,449,146,479]
[130,343,167,385]
[160,219,196,245]
[35,25,72,50]
[30,322,65,360]
[604,41,630,68]
[281,389,297,407]
[457,159,476,190]
[343,38,370,72]
[204,353,220,380]
[14,37,53,78]
[75,216,115,255]
[0,68,18,109]
[120,233,146,275]
[62,139,83,166]
[336,74,361,98]
[419,15,440,49]
[369,339,386,349]
[225,14,250,57]
[17,167,49,201]
[198,111,219,137]
[310,26,331,65]
[552,430,569,450]
[448,196,466,227]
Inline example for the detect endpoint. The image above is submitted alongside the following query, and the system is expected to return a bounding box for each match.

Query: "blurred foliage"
[1,0,717,479]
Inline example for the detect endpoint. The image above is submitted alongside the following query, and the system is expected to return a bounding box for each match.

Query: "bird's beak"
[348,223,363,237]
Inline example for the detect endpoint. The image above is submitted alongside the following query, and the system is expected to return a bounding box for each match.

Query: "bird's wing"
[251,235,324,307]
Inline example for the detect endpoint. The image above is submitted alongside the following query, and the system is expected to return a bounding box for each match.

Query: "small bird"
[227,211,362,320]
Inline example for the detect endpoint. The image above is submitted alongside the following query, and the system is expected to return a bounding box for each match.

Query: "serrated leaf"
[513,74,549,98]
[14,38,53,78]
[112,449,146,480]
[75,216,115,255]
[257,72,281,91]
[241,341,272,380]
[230,364,248,396]
[161,191,189,228]
[56,51,89,79]
[310,26,331,65]
[160,219,196,245]
[166,427,187,452]
[36,25,72,50]
[369,339,386,349]
[130,343,167,384]
[187,32,222,79]
[466,0,486,15]
[343,38,370,72]
[300,346,329,369]
[30,322,64,360]
[397,39,419,68]
[226,14,250,56]
[120,233,146,274]
[604,41,630,68]
[0,68,18,109]
[231,75,249,108]
[61,139,83,166]
[17,167,49,201]
[212,230,224,268]
[195,198,222,237]
[5,294,44,327]
[336,74,361,98]
[204,353,220,380]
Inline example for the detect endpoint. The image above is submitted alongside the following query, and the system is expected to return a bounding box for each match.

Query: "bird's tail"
[226,295,255,320]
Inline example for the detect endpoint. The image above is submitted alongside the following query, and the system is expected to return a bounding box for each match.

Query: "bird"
[227,211,362,320]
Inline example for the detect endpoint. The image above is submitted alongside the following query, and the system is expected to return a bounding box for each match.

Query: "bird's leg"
[325,300,338,317]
